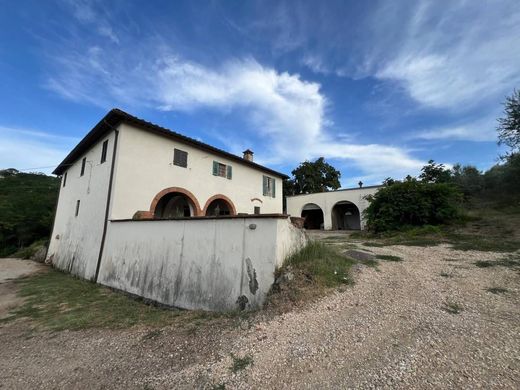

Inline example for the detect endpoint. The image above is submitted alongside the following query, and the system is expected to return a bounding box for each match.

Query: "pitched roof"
[53,108,288,178]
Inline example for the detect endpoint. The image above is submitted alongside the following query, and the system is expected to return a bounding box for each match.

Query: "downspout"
[94,122,120,282]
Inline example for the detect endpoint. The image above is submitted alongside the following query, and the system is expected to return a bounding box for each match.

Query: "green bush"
[364,179,462,233]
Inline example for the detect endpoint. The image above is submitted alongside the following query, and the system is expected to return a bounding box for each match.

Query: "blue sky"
[1,0,519,186]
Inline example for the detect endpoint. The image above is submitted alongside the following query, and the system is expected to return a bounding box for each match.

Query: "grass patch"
[321,235,347,241]
[486,287,509,294]
[2,268,218,331]
[358,258,379,268]
[440,271,454,278]
[375,254,403,262]
[230,353,253,372]
[362,241,385,248]
[449,234,520,252]
[284,241,355,287]
[475,257,520,269]
[442,301,463,314]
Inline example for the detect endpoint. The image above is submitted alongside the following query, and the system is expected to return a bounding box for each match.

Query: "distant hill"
[0,169,59,257]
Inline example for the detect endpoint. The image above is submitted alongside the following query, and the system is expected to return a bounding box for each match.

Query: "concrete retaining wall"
[96,216,306,311]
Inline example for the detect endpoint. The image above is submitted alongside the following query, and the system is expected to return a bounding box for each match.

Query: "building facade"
[46,109,287,283]
[286,186,382,230]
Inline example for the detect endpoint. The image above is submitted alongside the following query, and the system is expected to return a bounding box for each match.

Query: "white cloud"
[412,116,497,142]
[45,45,425,183]
[369,0,520,110]
[0,126,77,174]
[64,0,120,44]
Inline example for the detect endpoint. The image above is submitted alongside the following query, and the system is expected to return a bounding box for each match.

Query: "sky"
[1,0,519,186]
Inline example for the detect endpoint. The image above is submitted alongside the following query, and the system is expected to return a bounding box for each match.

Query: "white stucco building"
[286,186,382,230]
[46,109,305,311]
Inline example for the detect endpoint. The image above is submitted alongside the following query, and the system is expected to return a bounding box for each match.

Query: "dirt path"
[0,258,46,319]
[1,246,519,389]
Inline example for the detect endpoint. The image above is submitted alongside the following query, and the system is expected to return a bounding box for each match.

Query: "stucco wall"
[97,216,306,311]
[110,123,283,219]
[286,186,382,230]
[46,130,117,280]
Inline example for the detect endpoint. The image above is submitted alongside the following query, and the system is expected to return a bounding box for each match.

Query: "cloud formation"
[45,41,424,182]
[0,126,78,173]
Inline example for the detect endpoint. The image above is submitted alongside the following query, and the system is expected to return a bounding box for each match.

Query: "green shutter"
[263,176,267,196]
[272,178,276,198]
[212,161,218,175]
[226,165,232,179]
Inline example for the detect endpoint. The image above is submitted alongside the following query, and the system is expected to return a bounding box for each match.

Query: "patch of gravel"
[1,246,519,389]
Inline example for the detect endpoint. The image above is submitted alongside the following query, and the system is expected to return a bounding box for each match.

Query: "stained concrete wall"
[97,216,306,311]
[286,186,382,230]
[47,130,118,280]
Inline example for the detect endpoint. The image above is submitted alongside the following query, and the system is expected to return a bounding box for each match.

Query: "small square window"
[213,161,232,179]
[254,206,261,215]
[80,157,86,176]
[173,148,188,168]
[263,176,276,198]
[100,140,108,163]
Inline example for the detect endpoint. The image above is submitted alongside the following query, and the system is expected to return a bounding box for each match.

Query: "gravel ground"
[1,244,519,389]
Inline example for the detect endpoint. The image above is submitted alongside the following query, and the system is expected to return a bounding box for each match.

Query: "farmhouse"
[46,109,306,311]
[286,186,381,230]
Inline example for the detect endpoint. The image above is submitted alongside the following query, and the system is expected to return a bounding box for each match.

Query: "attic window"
[212,161,232,179]
[263,176,276,198]
[173,148,188,168]
[80,157,86,176]
[100,140,108,163]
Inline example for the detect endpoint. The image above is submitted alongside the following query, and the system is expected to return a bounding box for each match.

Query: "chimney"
[243,149,254,162]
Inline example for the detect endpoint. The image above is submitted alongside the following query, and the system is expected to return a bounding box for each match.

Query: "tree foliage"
[364,177,462,233]
[0,169,59,256]
[497,89,520,154]
[287,157,341,195]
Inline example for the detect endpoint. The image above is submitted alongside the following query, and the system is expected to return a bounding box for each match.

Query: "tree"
[0,169,59,256]
[451,164,483,199]
[290,157,341,194]
[419,160,452,184]
[497,89,520,154]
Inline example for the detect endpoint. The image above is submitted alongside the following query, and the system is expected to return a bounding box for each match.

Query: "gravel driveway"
[1,244,519,389]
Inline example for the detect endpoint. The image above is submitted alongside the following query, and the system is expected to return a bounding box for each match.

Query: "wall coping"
[286,185,383,198]
[111,213,290,222]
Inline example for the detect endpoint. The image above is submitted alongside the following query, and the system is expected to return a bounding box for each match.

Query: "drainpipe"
[94,121,119,282]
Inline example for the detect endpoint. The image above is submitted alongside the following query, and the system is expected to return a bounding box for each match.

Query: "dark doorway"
[301,203,324,229]
[331,201,360,230]
[205,199,233,216]
[154,193,195,218]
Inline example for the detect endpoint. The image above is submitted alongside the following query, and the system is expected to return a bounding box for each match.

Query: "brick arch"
[150,187,203,217]
[203,194,237,216]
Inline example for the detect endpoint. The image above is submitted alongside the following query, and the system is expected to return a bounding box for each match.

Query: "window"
[212,161,232,179]
[254,206,261,215]
[80,157,86,176]
[63,172,67,188]
[75,200,80,217]
[100,140,108,163]
[263,176,276,197]
[173,148,188,168]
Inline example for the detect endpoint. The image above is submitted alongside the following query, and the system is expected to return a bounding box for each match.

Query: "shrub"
[364,179,462,233]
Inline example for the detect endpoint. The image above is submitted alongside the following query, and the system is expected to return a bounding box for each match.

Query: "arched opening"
[154,192,196,218]
[331,201,361,230]
[301,203,324,230]
[205,199,233,216]
[203,195,237,216]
